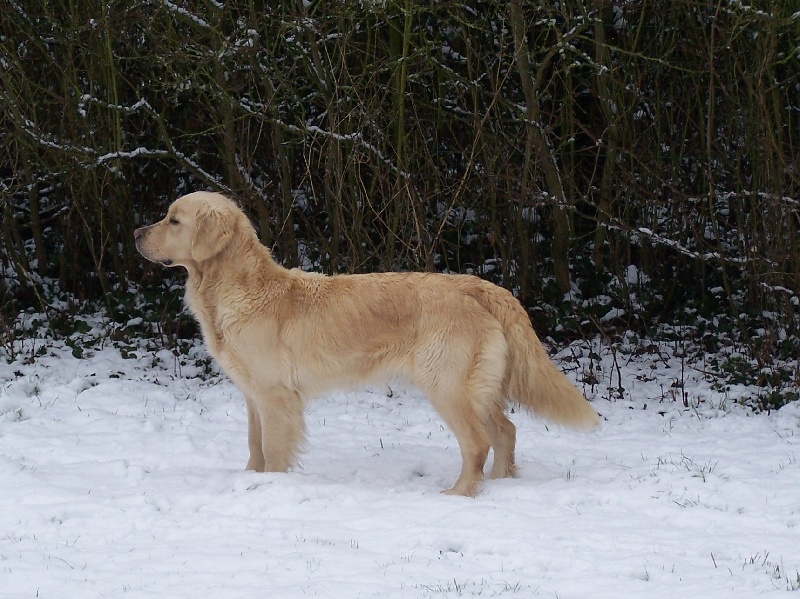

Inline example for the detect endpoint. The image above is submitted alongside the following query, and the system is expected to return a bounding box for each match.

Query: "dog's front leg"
[244,397,266,471]
[255,386,306,473]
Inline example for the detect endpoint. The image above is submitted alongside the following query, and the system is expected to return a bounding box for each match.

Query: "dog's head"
[134,192,240,268]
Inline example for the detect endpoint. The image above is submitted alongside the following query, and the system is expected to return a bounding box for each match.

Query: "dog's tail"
[465,279,600,430]
[503,322,600,430]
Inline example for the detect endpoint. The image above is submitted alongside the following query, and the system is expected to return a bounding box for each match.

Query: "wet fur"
[135,191,599,495]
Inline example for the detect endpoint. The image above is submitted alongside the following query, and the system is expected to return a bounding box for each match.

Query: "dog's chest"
[185,285,233,357]
[188,293,273,367]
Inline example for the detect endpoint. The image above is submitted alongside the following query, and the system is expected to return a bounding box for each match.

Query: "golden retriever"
[135,191,599,495]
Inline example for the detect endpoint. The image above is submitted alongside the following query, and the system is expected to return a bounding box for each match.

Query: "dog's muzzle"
[134,226,172,265]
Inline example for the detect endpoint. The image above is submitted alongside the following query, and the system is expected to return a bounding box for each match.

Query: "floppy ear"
[191,206,234,262]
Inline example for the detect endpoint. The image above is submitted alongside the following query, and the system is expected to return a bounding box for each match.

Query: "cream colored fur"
[135,191,599,496]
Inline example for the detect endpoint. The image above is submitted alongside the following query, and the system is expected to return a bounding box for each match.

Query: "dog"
[135,191,599,495]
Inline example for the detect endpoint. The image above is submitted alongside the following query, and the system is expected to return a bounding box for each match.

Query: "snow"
[159,0,211,29]
[1,332,798,598]
[625,264,650,286]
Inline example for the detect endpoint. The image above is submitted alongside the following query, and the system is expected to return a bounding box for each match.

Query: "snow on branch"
[158,0,211,29]
[5,92,216,185]
[594,215,775,268]
[304,123,411,181]
[11,113,96,156]
[234,154,268,203]
[96,148,169,164]
[634,226,725,262]
[239,97,411,181]
[78,95,153,118]
[169,147,230,193]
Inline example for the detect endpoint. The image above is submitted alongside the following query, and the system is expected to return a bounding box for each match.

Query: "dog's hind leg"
[254,386,306,473]
[428,390,490,496]
[244,396,266,471]
[448,323,510,492]
[486,408,516,479]
[415,315,508,496]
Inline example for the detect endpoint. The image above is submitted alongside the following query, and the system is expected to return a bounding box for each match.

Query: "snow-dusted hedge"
[1,1,797,360]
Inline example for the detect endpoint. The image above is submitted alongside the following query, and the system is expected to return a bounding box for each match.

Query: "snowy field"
[1,327,799,598]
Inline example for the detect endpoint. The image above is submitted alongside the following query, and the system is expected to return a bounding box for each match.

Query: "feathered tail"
[504,323,600,430]
[461,277,599,430]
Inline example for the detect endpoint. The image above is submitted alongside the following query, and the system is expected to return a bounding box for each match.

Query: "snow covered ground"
[1,328,798,598]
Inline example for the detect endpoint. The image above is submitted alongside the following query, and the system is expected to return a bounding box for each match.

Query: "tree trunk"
[508,0,571,295]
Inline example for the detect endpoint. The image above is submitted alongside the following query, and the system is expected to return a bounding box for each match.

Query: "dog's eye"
[169,217,180,225]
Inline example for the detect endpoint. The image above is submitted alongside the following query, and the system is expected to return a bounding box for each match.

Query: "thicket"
[1,1,798,404]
